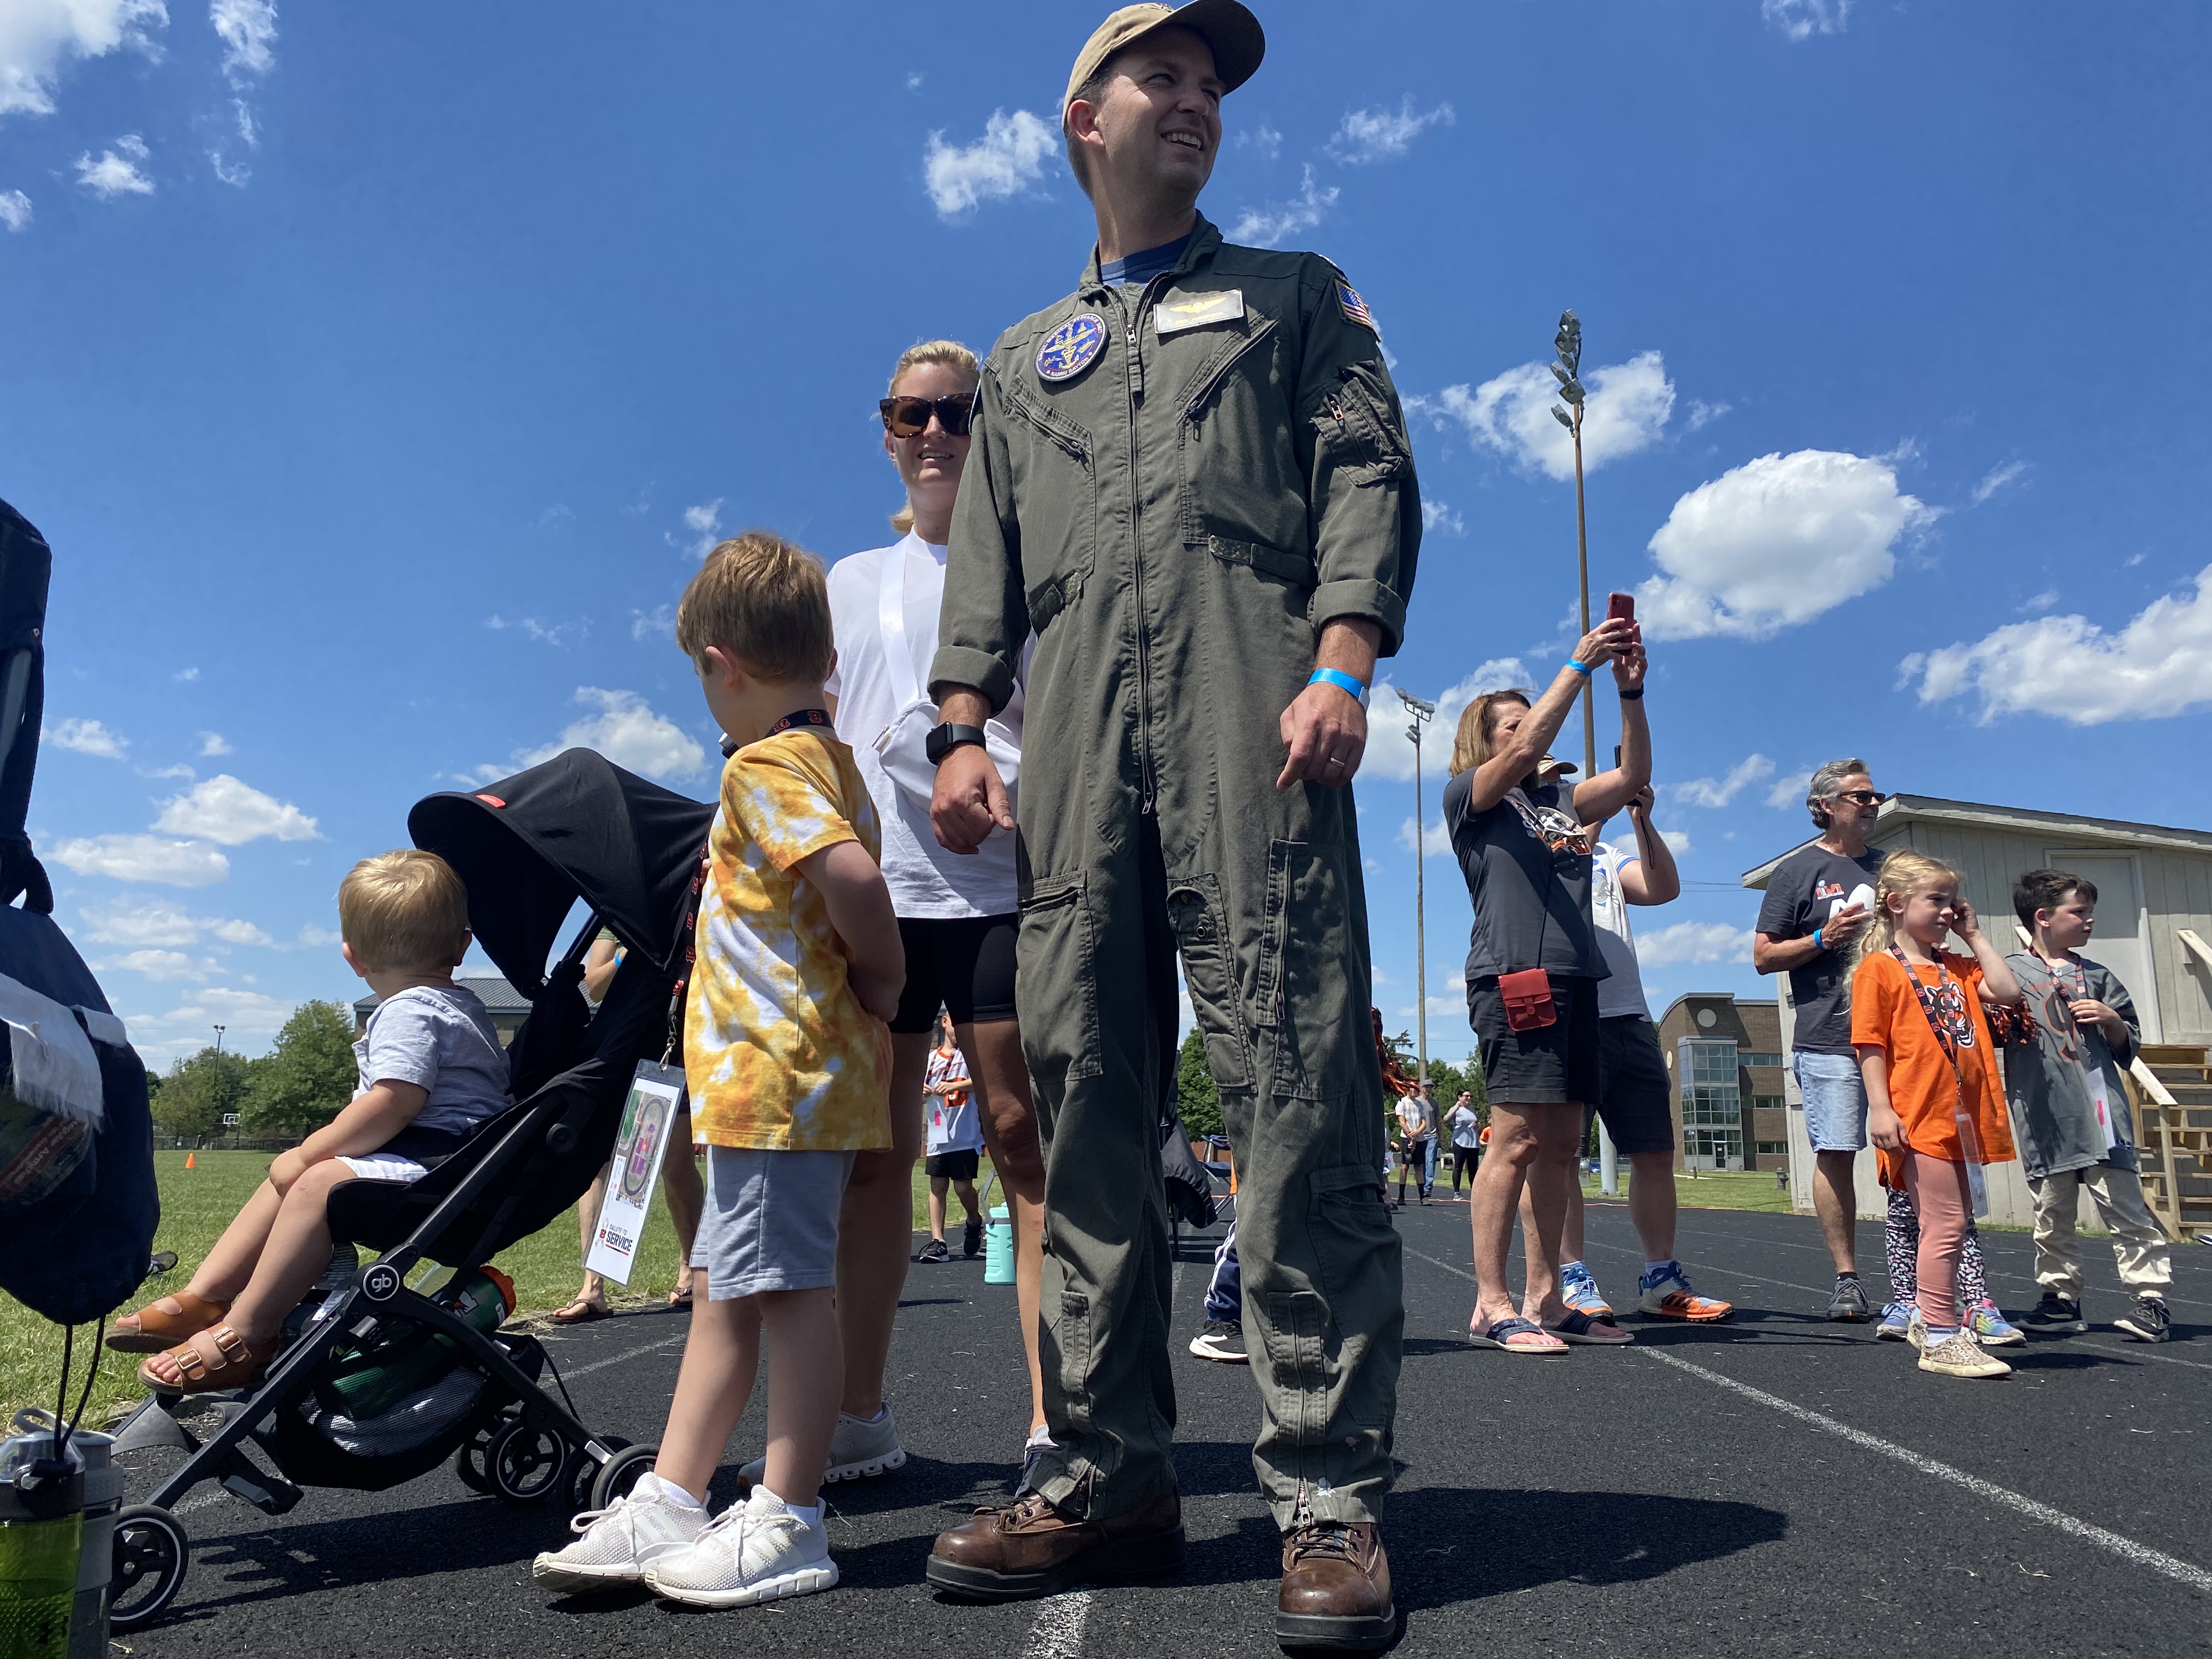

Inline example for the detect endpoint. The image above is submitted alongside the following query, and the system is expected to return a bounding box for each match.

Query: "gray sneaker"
[1825,1277,1872,1323]
[739,1403,906,1487]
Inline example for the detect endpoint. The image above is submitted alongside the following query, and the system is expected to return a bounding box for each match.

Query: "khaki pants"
[2029,1164,2171,1300]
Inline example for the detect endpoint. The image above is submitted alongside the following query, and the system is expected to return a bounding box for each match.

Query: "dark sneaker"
[1825,1277,1871,1322]
[916,1238,950,1264]
[2115,1296,2172,1343]
[925,1487,1183,1600]
[1188,1319,1248,1363]
[962,1215,985,1259]
[2019,1292,2087,1335]
[1277,1521,1395,1651]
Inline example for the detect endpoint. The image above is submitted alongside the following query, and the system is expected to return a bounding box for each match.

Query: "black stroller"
[107,749,713,1629]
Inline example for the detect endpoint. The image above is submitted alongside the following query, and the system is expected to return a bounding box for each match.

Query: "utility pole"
[1549,311,1597,779]
[1396,687,1438,1090]
[212,1024,226,1056]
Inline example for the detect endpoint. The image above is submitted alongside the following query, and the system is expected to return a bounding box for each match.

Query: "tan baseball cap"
[1063,1,1267,119]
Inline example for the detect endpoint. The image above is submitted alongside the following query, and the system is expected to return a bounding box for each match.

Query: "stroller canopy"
[409,748,714,995]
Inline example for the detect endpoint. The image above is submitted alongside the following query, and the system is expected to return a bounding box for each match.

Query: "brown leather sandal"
[108,1292,231,1355]
[137,1325,272,1396]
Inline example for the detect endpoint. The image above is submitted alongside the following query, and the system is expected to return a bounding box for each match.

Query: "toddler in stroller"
[112,850,507,1393]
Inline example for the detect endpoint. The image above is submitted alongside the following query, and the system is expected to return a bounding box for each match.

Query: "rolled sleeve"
[1310,576,1407,653]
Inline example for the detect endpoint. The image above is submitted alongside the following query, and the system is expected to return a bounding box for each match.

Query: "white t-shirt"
[923,1045,983,1154]
[1589,843,1651,1021]
[825,533,1031,918]
[1449,1104,1481,1148]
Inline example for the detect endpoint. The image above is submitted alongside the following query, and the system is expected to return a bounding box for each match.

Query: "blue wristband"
[1566,658,1592,676]
[1308,667,1369,707]
[1813,927,1825,953]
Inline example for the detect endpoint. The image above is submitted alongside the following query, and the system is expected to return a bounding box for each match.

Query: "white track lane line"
[1401,1242,2212,1593]
[1638,1347,2212,1595]
[1025,1591,1094,1658]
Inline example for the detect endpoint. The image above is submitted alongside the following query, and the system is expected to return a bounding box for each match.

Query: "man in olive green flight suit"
[923,4,1419,1647]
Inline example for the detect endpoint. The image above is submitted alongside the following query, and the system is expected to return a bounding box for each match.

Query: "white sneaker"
[532,1478,708,1592]
[738,1404,906,1486]
[645,1487,838,1608]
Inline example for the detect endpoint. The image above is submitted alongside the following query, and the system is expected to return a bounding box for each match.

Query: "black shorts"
[925,1148,980,1180]
[1587,1016,1676,1154]
[890,913,1019,1034]
[1470,973,1601,1107]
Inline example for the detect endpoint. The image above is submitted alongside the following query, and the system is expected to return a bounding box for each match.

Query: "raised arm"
[1950,897,2021,1006]
[1463,617,1636,814]
[1615,787,1680,905]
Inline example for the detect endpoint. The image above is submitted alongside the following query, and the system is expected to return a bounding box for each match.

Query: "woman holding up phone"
[1442,611,1649,1354]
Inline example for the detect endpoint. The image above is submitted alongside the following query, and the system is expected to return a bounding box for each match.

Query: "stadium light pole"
[1549,311,1598,781]
[212,1024,225,1056]
[1396,687,1438,1091]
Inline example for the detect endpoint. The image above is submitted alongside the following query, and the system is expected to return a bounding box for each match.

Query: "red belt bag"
[1498,967,1556,1032]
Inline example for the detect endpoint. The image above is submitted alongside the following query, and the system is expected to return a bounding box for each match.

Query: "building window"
[1756,1141,1788,1156]
[1684,1127,1743,1170]
[1678,1037,1742,1160]
[1748,1095,1785,1114]
[1740,1051,1783,1068]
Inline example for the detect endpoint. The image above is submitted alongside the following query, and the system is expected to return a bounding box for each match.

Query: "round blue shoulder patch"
[1036,313,1107,382]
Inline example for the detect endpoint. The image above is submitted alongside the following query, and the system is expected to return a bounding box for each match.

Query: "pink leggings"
[1903,1150,1974,1328]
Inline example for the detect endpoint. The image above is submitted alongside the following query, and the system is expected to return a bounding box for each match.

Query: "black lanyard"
[1889,944,1976,1057]
[768,708,832,737]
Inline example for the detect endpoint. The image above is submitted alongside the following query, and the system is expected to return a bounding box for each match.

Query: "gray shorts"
[688,1146,856,1300]
[1795,1051,1868,1152]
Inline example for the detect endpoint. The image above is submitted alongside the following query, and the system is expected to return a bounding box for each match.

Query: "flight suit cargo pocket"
[1257,839,1358,1100]
[1020,874,1102,1081]
[1314,360,1409,488]
[1308,1163,1396,1334]
[1168,876,1252,1091]
[1000,375,1097,632]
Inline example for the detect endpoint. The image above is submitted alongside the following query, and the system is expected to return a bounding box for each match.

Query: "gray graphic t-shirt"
[1753,843,1886,1055]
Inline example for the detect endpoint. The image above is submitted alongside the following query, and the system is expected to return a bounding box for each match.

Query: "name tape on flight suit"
[1153,289,1244,337]
[1037,314,1108,381]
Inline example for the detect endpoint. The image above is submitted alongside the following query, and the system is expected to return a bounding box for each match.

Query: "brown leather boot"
[925,1486,1184,1600]
[1276,1520,1395,1650]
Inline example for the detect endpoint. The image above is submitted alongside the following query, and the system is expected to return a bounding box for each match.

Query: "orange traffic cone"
[184,1152,196,1169]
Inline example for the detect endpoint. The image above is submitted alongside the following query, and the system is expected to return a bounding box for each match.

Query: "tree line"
[1174,1025,1486,1142]
[146,1000,360,1141]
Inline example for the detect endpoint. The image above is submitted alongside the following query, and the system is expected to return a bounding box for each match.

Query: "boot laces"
[1288,1521,1358,1564]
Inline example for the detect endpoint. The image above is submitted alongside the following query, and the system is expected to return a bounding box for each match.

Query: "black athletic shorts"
[1586,1015,1676,1154]
[890,913,1019,1034]
[1469,973,1601,1106]
[925,1148,981,1180]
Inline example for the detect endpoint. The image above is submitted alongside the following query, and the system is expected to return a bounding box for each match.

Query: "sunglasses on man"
[1832,789,1888,806]
[879,393,978,438]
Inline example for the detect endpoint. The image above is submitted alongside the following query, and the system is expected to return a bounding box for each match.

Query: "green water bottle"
[983,1205,1014,1285]
[0,1425,84,1659]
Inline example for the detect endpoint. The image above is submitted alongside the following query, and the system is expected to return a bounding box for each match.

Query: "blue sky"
[4,1,2208,1067]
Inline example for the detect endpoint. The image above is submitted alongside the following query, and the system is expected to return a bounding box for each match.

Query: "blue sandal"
[1466,1316,1568,1355]
[1544,1309,1633,1345]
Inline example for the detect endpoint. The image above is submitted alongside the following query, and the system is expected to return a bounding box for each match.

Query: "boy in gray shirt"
[2004,868,2172,1342]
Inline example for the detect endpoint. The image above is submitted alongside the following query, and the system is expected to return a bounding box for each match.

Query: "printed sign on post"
[585,1060,686,1286]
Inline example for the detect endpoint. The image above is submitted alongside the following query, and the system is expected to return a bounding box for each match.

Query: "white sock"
[756,1487,821,1528]
[1644,1260,1677,1279]
[839,1403,890,1426]
[633,1471,704,1511]
[1025,1424,1053,1450]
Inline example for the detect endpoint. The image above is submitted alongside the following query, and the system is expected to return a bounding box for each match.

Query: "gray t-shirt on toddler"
[354,984,509,1139]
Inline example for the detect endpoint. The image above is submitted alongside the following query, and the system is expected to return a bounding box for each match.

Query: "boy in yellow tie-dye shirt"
[535,531,902,1611]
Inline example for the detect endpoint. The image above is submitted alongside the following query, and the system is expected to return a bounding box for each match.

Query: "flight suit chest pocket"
[1174,316,1304,558]
[1001,376,1098,633]
[1256,840,1358,1101]
[1019,874,1102,1082]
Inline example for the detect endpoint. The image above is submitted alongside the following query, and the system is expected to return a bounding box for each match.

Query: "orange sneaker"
[1638,1263,1731,1323]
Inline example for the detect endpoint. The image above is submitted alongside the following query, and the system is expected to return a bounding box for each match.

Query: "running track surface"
[118,1201,2210,1657]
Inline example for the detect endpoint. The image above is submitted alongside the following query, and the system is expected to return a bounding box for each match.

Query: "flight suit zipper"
[1123,268,1178,811]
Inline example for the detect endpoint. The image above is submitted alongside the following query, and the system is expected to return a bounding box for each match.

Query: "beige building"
[1654,994,1786,1172]
[1743,793,2212,1231]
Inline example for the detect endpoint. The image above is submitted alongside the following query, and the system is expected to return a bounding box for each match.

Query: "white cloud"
[198,730,230,755]
[1365,657,1530,783]
[139,763,193,780]
[2017,588,2058,614]
[486,614,586,646]
[1686,399,1730,432]
[1970,459,2029,506]
[1412,351,1674,483]
[923,108,1056,219]
[75,132,154,196]
[1904,562,2212,726]
[1765,769,1813,810]
[1635,921,1754,968]
[1607,828,1691,860]
[112,948,204,981]
[123,984,295,1061]
[672,499,723,559]
[173,666,199,682]
[153,774,318,844]
[75,896,270,950]
[1637,450,1937,640]
[1327,97,1454,163]
[905,70,923,92]
[1762,0,1852,41]
[1420,499,1464,536]
[1397,812,1451,857]
[631,603,674,643]
[1229,163,1338,249]
[1674,752,1775,809]
[295,923,340,947]
[50,834,229,887]
[514,687,708,781]
[0,189,29,230]
[209,0,274,80]
[0,0,167,119]
[1236,122,1281,159]
[47,716,127,758]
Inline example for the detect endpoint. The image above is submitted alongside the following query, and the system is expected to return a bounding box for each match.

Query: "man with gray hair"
[1753,759,1886,1319]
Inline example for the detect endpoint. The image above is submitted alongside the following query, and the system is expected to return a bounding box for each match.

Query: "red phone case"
[1607,591,1636,623]
[1498,967,1557,1032]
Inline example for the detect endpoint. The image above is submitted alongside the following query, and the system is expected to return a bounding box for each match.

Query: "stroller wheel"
[487,1418,571,1505]
[588,1441,658,1512]
[455,1418,501,1494]
[109,1504,190,1630]
[564,1434,632,1514]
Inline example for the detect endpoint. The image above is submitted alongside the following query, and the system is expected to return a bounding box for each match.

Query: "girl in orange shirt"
[1850,851,2023,1380]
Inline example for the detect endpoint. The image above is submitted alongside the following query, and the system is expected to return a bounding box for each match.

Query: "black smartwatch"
[926,722,989,766]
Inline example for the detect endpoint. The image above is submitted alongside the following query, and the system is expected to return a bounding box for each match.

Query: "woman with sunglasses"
[770,340,1049,1495]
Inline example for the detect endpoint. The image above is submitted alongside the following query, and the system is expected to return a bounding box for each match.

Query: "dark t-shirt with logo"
[1754,843,1887,1054]
[1442,773,1606,983]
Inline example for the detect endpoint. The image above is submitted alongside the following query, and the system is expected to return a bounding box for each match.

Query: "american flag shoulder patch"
[1338,282,1375,332]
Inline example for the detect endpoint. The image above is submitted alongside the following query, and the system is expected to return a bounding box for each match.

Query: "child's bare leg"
[757,1286,841,1509]
[225,1160,358,1346]
[655,1294,762,1501]
[953,1178,980,1222]
[182,1178,288,1305]
[927,1173,949,1242]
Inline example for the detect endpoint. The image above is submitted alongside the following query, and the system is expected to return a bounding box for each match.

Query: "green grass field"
[1,1148,1008,1425]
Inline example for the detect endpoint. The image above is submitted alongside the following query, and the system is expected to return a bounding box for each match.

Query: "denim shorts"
[1794,1051,1867,1152]
[689,1146,856,1300]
